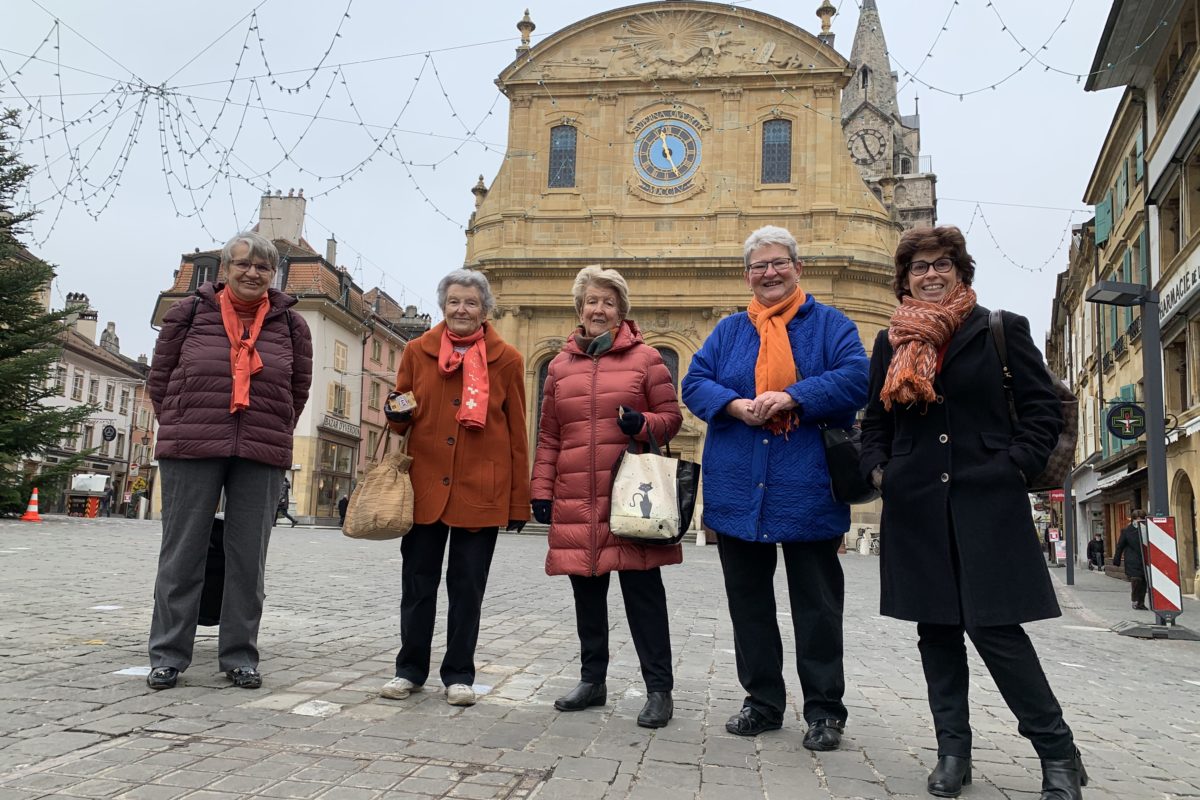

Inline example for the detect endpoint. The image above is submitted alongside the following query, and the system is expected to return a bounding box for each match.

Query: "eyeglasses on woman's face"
[907,257,955,276]
[746,257,795,276]
[230,259,276,275]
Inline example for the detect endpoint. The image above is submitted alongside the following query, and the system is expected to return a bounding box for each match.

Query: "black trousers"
[716,534,846,725]
[1130,576,1148,605]
[917,622,1075,760]
[395,522,498,686]
[569,569,673,692]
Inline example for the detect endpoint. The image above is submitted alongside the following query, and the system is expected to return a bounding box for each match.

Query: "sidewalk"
[0,517,1197,799]
[1047,559,1200,631]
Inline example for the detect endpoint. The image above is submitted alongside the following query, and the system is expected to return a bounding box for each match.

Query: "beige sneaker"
[445,683,476,706]
[380,677,421,700]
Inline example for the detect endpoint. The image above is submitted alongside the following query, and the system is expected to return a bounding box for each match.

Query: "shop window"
[548,125,577,189]
[314,439,355,520]
[334,340,348,372]
[761,119,792,184]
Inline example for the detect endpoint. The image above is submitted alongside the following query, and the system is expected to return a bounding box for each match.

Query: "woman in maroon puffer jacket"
[532,266,682,729]
[145,231,313,692]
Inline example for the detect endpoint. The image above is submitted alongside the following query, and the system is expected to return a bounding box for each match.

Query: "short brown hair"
[892,225,977,300]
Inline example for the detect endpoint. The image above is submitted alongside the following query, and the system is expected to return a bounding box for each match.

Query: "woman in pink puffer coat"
[532,266,682,730]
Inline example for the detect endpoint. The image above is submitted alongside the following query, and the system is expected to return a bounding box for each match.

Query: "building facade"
[466,3,914,523]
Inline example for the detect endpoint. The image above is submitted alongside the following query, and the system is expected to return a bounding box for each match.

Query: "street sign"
[1048,528,1060,541]
[102,425,117,442]
[1049,489,1065,502]
[129,463,139,477]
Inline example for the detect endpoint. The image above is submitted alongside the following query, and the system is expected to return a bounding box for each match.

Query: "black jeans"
[917,622,1075,760]
[1130,576,1148,606]
[716,534,846,725]
[569,569,673,692]
[395,522,499,686]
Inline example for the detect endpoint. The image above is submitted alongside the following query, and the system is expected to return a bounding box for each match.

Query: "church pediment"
[499,1,848,87]
[842,100,893,129]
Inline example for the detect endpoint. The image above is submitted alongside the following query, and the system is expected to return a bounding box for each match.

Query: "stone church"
[464,1,936,465]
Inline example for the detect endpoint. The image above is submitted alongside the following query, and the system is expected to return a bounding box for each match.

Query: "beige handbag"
[342,431,414,540]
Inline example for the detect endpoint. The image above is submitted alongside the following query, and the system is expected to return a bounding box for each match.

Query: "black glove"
[384,407,413,424]
[532,499,552,525]
[505,519,526,533]
[617,406,645,436]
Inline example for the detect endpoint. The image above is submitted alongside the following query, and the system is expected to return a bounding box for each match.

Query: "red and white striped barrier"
[1146,517,1182,618]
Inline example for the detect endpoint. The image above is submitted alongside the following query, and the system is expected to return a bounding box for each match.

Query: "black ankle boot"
[1039,749,1087,799]
[637,691,673,728]
[927,755,971,798]
[554,681,606,711]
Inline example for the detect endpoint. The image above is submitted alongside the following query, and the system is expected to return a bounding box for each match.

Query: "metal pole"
[1140,291,1167,518]
[1064,472,1075,586]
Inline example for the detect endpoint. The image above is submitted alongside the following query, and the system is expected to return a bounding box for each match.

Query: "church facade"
[465,1,930,475]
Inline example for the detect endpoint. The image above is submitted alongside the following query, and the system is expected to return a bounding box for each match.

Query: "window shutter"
[1138,229,1150,285]
[1135,127,1144,181]
[1095,190,1113,245]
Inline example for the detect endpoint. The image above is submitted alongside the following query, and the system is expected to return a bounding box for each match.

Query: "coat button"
[939,434,949,443]
[757,482,765,488]
[446,436,455,445]
[935,395,945,404]
[452,398,461,406]
[940,473,950,483]
[762,438,769,445]
[442,477,450,486]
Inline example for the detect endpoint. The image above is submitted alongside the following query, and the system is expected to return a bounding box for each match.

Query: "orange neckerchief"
[747,286,807,435]
[438,324,489,430]
[219,289,270,414]
[880,284,977,410]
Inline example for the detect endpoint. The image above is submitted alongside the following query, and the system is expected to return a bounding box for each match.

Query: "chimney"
[257,188,307,244]
[65,292,98,343]
[99,321,121,355]
[326,235,337,265]
[137,354,148,366]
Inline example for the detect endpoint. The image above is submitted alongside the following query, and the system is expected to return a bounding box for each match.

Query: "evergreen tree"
[0,108,97,514]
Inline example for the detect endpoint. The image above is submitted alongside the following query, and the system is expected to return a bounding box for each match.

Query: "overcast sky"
[2,1,1122,360]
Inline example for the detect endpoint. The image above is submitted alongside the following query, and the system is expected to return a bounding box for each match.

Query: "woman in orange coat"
[381,269,530,708]
[532,266,683,729]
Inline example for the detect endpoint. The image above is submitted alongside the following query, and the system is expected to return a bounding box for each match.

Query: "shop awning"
[1094,466,1148,495]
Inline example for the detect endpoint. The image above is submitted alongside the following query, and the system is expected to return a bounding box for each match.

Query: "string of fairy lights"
[0,0,1168,287]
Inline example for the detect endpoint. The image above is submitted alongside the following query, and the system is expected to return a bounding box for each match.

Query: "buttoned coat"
[149,283,313,469]
[532,320,683,576]
[391,321,530,529]
[859,306,1064,627]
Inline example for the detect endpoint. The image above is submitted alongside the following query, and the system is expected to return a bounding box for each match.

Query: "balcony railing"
[1113,336,1127,358]
[1102,351,1115,372]
[1127,316,1142,342]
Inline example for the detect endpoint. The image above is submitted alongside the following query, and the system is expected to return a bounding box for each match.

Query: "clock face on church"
[632,114,702,200]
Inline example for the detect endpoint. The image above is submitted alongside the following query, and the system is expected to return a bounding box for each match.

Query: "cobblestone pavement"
[1,517,1198,800]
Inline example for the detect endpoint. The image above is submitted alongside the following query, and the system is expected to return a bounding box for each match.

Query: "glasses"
[230,259,275,275]
[746,257,795,275]
[908,258,955,276]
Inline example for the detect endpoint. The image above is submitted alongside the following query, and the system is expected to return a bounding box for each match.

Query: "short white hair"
[572,265,631,318]
[437,269,495,315]
[743,225,799,266]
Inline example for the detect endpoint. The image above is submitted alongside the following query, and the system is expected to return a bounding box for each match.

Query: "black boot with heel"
[1038,748,1087,800]
[927,755,971,798]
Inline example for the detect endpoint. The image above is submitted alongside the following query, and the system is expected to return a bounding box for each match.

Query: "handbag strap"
[626,426,669,457]
[988,309,1020,427]
[373,428,411,461]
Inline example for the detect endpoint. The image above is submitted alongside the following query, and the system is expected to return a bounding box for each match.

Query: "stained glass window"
[761,120,792,184]
[549,125,577,188]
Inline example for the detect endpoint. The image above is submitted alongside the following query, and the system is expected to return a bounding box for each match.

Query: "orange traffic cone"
[20,488,42,522]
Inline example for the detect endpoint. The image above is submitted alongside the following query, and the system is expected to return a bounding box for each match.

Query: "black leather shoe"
[725,706,782,736]
[226,666,262,689]
[928,755,972,798]
[1038,748,1087,800]
[637,691,673,728]
[146,666,178,690]
[554,681,606,711]
[802,718,844,751]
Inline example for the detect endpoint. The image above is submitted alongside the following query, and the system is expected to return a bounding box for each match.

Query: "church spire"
[841,0,898,121]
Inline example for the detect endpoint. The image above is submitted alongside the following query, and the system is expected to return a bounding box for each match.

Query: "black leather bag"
[197,515,224,626]
[820,424,880,505]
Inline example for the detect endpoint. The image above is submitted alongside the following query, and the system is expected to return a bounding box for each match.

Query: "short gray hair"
[221,231,279,268]
[437,269,495,316]
[572,265,631,318]
[743,225,799,267]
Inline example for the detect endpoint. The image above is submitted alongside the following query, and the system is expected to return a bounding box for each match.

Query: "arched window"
[761,119,792,184]
[655,347,680,390]
[899,157,912,174]
[548,125,577,188]
[860,66,870,89]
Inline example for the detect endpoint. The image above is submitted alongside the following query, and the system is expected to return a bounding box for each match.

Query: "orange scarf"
[747,286,807,435]
[880,284,977,410]
[438,324,489,430]
[219,289,270,414]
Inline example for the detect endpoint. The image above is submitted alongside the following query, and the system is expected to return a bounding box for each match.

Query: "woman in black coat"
[1113,510,1148,609]
[860,226,1086,800]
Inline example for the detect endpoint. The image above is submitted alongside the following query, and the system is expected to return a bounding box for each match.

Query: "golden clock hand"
[657,129,679,175]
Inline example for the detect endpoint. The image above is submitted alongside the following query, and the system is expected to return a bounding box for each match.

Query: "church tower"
[840,0,937,229]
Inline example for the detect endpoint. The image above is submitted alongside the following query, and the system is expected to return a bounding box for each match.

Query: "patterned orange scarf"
[880,284,977,410]
[219,289,270,414]
[747,286,807,435]
[438,324,489,430]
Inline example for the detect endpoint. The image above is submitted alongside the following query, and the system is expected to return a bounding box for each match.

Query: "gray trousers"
[149,458,282,672]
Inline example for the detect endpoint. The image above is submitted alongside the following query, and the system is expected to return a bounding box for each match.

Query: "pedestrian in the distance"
[531,266,683,729]
[859,225,1085,799]
[101,485,113,517]
[146,231,313,692]
[380,269,530,708]
[336,495,348,527]
[1086,533,1106,571]
[681,225,868,751]
[1113,510,1148,610]
[275,478,298,528]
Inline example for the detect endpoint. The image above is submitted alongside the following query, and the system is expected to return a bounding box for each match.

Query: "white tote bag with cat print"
[609,445,681,542]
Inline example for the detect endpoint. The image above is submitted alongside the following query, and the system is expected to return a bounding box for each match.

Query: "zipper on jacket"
[589,354,600,577]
